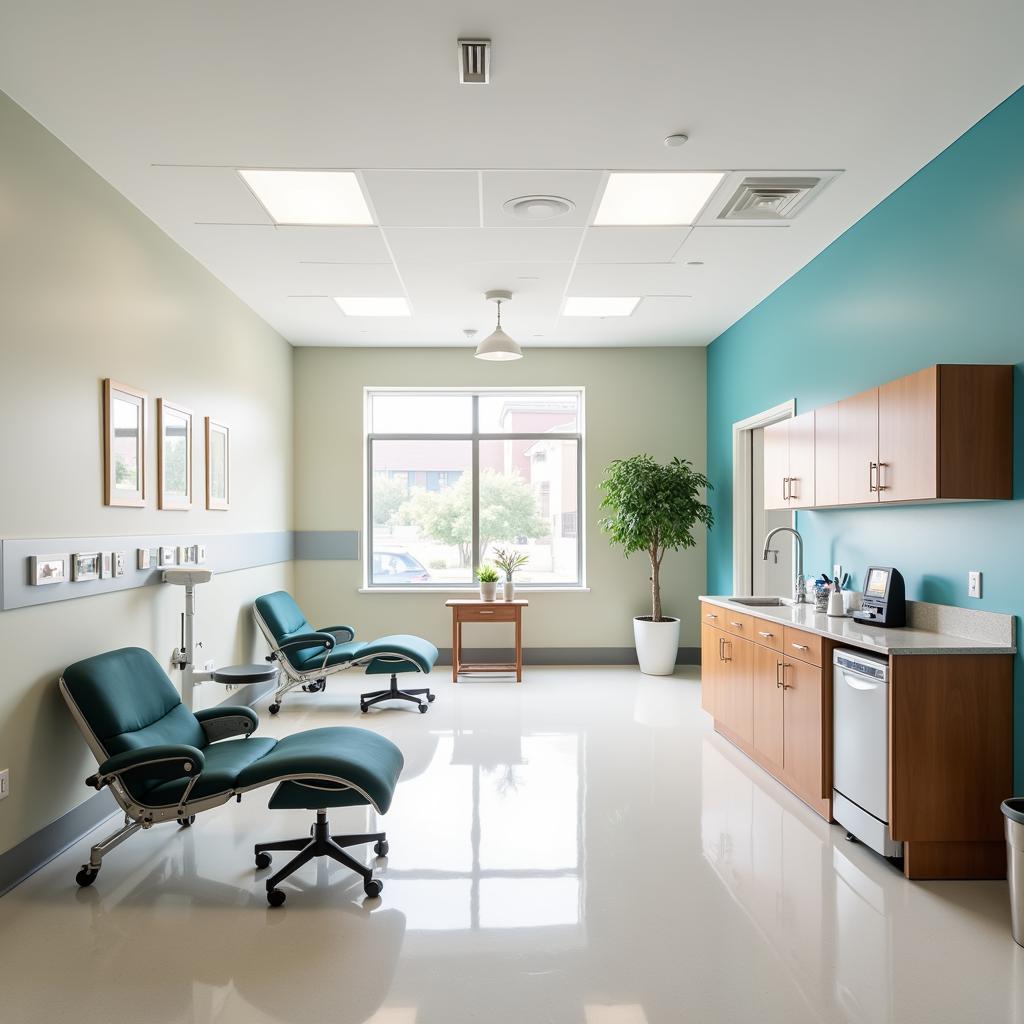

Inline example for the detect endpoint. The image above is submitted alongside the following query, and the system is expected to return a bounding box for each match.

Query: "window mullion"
[471,395,480,576]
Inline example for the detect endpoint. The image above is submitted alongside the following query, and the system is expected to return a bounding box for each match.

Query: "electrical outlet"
[0,769,9,800]
[968,571,982,599]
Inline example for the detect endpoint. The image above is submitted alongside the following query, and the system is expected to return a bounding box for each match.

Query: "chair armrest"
[319,625,356,643]
[276,631,336,654]
[195,706,258,742]
[91,744,205,789]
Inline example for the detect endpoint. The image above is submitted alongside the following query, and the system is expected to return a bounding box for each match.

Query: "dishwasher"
[832,649,902,860]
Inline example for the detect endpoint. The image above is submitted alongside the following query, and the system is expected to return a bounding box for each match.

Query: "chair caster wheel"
[364,878,383,898]
[427,693,436,702]
[255,852,273,869]
[418,702,428,713]
[76,866,99,887]
[373,840,389,857]
[268,703,281,715]
[177,814,195,827]
[267,888,286,907]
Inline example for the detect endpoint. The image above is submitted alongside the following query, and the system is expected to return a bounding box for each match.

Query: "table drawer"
[723,612,754,639]
[456,604,518,622]
[784,626,822,666]
[752,622,784,653]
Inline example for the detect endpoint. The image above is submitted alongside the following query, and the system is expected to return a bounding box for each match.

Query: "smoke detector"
[458,39,490,84]
[503,195,575,220]
[717,176,822,222]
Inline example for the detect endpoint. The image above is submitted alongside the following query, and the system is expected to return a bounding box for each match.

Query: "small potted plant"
[600,455,713,675]
[476,563,499,601]
[493,548,529,601]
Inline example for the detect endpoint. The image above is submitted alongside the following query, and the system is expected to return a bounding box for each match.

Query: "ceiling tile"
[385,227,584,264]
[577,227,690,263]
[144,166,270,224]
[362,170,480,227]
[568,263,697,296]
[481,171,604,227]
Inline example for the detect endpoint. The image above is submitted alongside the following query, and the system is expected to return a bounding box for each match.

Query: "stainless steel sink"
[725,596,794,607]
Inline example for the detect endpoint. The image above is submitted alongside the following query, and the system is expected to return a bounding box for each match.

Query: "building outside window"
[365,389,583,587]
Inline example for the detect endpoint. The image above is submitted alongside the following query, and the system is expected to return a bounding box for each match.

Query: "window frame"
[364,386,585,591]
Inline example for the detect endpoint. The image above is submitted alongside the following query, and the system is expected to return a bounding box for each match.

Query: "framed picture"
[104,380,148,507]
[30,555,68,586]
[205,418,230,510]
[158,399,193,510]
[72,552,102,582]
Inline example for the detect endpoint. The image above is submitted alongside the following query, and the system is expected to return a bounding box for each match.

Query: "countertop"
[699,596,1017,657]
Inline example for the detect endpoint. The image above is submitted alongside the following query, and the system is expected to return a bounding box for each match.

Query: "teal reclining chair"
[60,647,405,906]
[254,591,438,715]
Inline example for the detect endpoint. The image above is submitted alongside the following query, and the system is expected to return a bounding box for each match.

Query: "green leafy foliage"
[476,563,500,583]
[599,455,713,621]
[492,547,529,580]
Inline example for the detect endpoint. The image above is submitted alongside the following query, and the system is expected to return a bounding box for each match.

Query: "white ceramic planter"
[633,616,680,676]
[479,581,498,601]
[503,581,515,601]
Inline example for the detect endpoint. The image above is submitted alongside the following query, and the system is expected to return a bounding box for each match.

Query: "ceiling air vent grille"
[717,177,822,221]
[458,39,490,84]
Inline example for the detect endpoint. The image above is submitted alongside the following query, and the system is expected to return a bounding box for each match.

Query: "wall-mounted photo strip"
[72,552,102,582]
[103,379,147,507]
[30,555,68,586]
[158,399,193,510]
[205,418,230,510]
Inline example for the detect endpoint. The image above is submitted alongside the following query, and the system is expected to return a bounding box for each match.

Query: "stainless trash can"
[1001,799,1024,946]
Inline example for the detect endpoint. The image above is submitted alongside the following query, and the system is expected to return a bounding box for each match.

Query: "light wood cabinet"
[753,644,784,767]
[700,622,719,716]
[782,658,826,802]
[717,632,754,745]
[784,364,1012,511]
[763,411,816,510]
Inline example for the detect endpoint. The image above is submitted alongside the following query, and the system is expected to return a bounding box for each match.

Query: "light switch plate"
[100,552,113,579]
[137,548,151,570]
[0,769,9,800]
[160,546,176,567]
[113,551,126,577]
[968,571,982,599]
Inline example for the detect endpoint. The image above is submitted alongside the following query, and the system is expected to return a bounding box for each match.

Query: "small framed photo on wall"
[30,555,68,586]
[205,418,230,510]
[158,399,193,510]
[72,552,102,582]
[103,380,147,507]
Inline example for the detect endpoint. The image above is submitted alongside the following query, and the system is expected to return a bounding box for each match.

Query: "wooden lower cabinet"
[752,644,784,767]
[718,632,754,745]
[781,657,826,803]
[700,622,719,716]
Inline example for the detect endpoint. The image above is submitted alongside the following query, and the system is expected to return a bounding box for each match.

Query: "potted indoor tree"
[599,455,713,675]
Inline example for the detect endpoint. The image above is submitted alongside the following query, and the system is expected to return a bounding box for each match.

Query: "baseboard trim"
[435,646,700,666]
[0,678,276,898]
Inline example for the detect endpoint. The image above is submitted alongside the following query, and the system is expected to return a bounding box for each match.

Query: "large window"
[366,388,583,588]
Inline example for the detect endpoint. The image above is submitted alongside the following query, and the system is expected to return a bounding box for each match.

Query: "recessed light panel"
[239,170,374,225]
[563,297,640,317]
[593,172,724,226]
[334,297,410,317]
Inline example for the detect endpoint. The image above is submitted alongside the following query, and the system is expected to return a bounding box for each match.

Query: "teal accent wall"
[706,87,1024,784]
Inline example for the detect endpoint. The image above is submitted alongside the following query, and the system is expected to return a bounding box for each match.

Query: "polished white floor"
[1,666,1022,1023]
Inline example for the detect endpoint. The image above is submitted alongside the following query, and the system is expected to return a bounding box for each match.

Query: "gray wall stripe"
[294,530,360,560]
[0,531,292,611]
[0,678,275,898]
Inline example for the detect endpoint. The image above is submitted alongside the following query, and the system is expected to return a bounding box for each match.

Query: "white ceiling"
[0,2,1021,349]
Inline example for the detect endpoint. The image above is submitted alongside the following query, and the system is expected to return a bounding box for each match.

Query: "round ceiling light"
[503,195,575,220]
[664,132,690,148]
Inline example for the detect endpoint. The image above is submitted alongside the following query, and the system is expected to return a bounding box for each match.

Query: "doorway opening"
[732,401,795,596]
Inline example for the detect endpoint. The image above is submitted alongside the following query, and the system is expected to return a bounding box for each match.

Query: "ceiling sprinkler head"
[664,132,689,148]
[463,329,478,340]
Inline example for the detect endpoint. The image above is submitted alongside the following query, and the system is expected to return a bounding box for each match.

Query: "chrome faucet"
[762,526,806,604]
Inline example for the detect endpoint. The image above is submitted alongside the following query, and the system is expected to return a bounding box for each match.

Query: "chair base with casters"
[253,591,438,715]
[60,647,404,904]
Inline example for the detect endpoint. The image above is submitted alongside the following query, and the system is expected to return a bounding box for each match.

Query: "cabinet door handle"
[479,610,494,615]
[789,477,798,500]
[722,640,733,662]
[782,476,790,501]
[877,462,888,491]
[758,630,774,638]
[776,661,782,688]
[706,612,718,620]
[791,643,810,651]
[729,621,744,628]
[780,663,792,689]
[869,461,878,492]
[718,636,724,661]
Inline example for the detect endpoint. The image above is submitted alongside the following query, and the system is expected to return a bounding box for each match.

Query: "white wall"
[0,91,293,854]
[292,346,708,653]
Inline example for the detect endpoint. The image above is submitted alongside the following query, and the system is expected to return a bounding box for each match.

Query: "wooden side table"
[445,599,529,682]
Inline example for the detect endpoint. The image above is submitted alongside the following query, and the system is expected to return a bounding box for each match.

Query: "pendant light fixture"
[474,289,523,361]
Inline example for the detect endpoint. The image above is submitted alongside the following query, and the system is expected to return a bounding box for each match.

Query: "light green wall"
[0,91,294,854]
[292,347,707,652]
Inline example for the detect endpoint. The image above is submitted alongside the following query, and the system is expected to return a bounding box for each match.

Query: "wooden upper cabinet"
[762,419,790,511]
[786,411,816,509]
[837,387,879,505]
[878,366,937,502]
[813,402,839,507]
[762,412,815,510]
